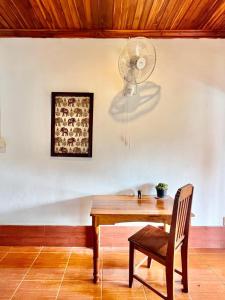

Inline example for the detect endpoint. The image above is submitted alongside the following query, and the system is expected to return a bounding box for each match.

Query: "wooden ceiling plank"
[211,14,225,30]
[132,0,146,29]
[90,0,100,29]
[0,15,11,29]
[58,0,76,29]
[125,0,138,29]
[0,0,224,38]
[82,0,92,29]
[188,0,219,29]
[47,0,68,28]
[0,28,224,38]
[176,0,204,29]
[145,0,169,29]
[112,0,123,29]
[0,4,15,29]
[214,16,225,30]
[29,0,50,28]
[120,0,131,29]
[139,0,154,29]
[36,0,60,29]
[10,0,44,29]
[157,0,186,30]
[73,0,88,29]
[67,0,80,28]
[169,0,195,30]
[0,0,27,29]
[98,0,114,29]
[202,1,225,29]
[154,0,172,30]
[7,0,28,28]
[197,0,222,29]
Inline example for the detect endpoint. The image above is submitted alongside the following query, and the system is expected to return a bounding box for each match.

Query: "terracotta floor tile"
[0,247,224,299]
[0,252,38,268]
[70,249,93,261]
[189,248,225,254]
[0,268,29,281]
[42,247,73,253]
[64,255,102,281]
[102,297,145,300]
[190,254,225,267]
[57,296,101,300]
[72,247,93,254]
[12,280,60,299]
[102,281,145,299]
[57,280,101,299]
[0,252,7,261]
[137,264,165,282]
[0,246,11,252]
[191,292,225,300]
[0,280,21,299]
[9,246,42,253]
[29,252,70,268]
[68,254,93,268]
[12,292,56,300]
[143,282,190,300]
[103,268,129,281]
[187,267,221,281]
[16,279,61,291]
[103,254,129,269]
[143,281,167,296]
[190,281,225,293]
[211,267,225,281]
[25,267,65,280]
[0,253,38,280]
[64,268,94,281]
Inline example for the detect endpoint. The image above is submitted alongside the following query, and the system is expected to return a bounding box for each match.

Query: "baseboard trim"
[0,225,224,248]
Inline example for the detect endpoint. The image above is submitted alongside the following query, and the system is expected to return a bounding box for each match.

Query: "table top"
[90,195,174,216]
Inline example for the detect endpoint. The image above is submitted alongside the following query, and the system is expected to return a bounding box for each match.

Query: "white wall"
[0,38,224,226]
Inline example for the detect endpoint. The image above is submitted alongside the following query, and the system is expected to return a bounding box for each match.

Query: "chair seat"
[128,225,169,257]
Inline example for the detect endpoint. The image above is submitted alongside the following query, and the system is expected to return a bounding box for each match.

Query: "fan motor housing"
[130,56,146,70]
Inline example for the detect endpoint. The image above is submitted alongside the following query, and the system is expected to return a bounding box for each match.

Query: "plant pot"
[156,188,167,198]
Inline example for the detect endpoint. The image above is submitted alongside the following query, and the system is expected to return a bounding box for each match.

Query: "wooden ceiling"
[0,0,224,38]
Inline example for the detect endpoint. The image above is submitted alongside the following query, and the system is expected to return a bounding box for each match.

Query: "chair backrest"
[167,184,194,255]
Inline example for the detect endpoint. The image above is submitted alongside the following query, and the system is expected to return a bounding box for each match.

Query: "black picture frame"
[51,92,94,157]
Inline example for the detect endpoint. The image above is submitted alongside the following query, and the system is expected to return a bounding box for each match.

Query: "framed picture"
[51,92,94,157]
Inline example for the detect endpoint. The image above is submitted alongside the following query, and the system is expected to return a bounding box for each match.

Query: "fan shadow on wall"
[109,81,161,122]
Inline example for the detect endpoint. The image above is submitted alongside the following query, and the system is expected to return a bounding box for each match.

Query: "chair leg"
[129,242,134,288]
[147,256,152,268]
[181,243,188,292]
[166,263,174,300]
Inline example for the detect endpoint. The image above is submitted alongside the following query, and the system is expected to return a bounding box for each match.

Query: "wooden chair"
[128,184,194,300]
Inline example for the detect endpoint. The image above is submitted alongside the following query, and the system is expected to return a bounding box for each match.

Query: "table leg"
[92,216,100,283]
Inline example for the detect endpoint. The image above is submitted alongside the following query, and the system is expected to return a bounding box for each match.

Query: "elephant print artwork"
[81,118,89,127]
[68,118,76,126]
[55,117,63,126]
[68,97,76,107]
[60,127,68,136]
[67,137,76,146]
[74,127,82,137]
[60,107,69,117]
[74,107,83,117]
[51,92,93,157]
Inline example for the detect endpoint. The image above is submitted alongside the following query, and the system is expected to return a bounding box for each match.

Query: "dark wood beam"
[0,29,224,38]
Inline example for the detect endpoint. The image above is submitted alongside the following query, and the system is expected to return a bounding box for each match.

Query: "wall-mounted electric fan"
[118,37,156,96]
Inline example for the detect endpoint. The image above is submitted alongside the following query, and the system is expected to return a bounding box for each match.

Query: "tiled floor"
[0,246,224,299]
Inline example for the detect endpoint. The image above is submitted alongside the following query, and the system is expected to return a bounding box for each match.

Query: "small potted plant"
[155,183,168,198]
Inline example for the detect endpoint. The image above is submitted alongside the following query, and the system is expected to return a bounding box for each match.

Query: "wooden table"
[90,195,174,283]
